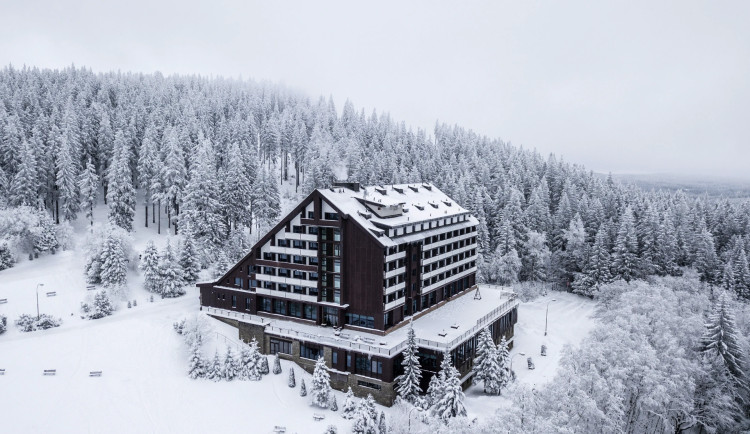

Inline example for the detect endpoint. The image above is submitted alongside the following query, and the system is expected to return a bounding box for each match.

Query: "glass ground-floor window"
[323,307,339,326]
[304,304,318,321]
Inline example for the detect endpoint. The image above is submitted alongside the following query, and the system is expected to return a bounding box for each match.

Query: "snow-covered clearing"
[0,199,597,433]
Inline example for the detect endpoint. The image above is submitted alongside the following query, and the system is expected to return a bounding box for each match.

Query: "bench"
[0,298,7,304]
[43,369,56,376]
[86,285,96,291]
[46,291,57,297]
[273,426,286,433]
[89,371,102,377]
[313,413,325,421]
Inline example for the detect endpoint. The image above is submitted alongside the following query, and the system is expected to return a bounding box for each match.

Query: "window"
[334,290,340,304]
[357,381,381,390]
[333,228,341,241]
[308,287,319,297]
[334,259,341,273]
[259,298,271,312]
[309,241,319,250]
[278,283,290,292]
[263,252,276,261]
[332,351,338,365]
[308,226,319,235]
[270,338,292,355]
[278,254,290,263]
[234,277,243,288]
[262,281,275,290]
[324,212,339,220]
[333,244,341,256]
[307,211,315,219]
[333,275,341,289]
[277,239,289,247]
[345,313,375,329]
[231,295,237,308]
[293,270,306,279]
[293,285,304,294]
[292,225,305,234]
[309,272,319,281]
[293,255,305,265]
[273,300,286,315]
[293,240,305,249]
[278,268,290,277]
[323,307,339,326]
[263,266,275,275]
[304,304,318,320]
[300,344,321,360]
[290,302,302,318]
[245,298,251,310]
[309,256,319,265]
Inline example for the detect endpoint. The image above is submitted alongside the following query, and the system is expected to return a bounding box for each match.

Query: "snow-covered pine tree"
[99,230,128,287]
[106,130,136,231]
[700,292,749,394]
[207,350,223,382]
[431,350,467,421]
[213,250,231,279]
[240,338,262,381]
[612,206,639,282]
[223,346,238,381]
[188,340,206,379]
[0,314,6,335]
[259,355,270,375]
[55,129,80,222]
[522,231,550,282]
[136,123,160,229]
[323,425,337,434]
[573,225,612,297]
[426,372,444,410]
[732,248,750,299]
[288,367,296,387]
[221,141,255,231]
[342,387,357,419]
[179,233,201,285]
[471,327,499,393]
[78,157,99,226]
[273,352,282,374]
[395,325,423,404]
[0,242,15,271]
[253,167,281,230]
[158,239,185,298]
[89,290,114,319]
[139,240,161,294]
[695,229,720,285]
[181,135,226,249]
[378,411,386,434]
[352,394,378,434]
[159,126,187,235]
[497,336,511,390]
[311,356,332,408]
[329,394,338,412]
[300,378,307,396]
[9,140,38,206]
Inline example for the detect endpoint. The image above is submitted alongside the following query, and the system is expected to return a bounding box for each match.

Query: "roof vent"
[414,203,424,211]
[423,184,432,191]
[393,186,404,194]
[428,201,439,209]
[369,228,385,237]
[442,200,452,207]
[375,186,387,195]
[408,185,419,193]
[358,210,373,220]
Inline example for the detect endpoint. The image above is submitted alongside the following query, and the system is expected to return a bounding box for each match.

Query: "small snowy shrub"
[330,395,338,412]
[88,290,114,319]
[0,314,7,334]
[15,314,62,332]
[259,355,270,375]
[288,368,296,388]
[127,301,132,308]
[300,378,307,396]
[273,353,282,374]
[324,425,337,434]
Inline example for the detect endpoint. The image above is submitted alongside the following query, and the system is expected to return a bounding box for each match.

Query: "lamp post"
[35,283,45,320]
[544,299,556,336]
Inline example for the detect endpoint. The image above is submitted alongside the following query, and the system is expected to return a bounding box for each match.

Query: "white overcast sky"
[2,1,749,179]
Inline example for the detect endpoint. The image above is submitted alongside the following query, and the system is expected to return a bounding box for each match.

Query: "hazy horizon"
[2,1,748,180]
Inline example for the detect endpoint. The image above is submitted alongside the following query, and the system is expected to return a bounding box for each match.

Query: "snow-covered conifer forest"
[1,66,749,432]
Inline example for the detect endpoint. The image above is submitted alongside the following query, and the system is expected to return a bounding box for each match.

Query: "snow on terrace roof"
[204,285,518,357]
[317,183,475,247]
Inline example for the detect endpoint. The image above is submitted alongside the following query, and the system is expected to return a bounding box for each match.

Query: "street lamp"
[35,283,45,320]
[544,298,556,336]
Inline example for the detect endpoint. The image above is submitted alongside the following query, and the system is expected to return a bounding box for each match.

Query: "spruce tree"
[100,231,128,287]
[329,394,338,412]
[273,352,282,374]
[207,350,223,382]
[573,225,612,297]
[352,394,378,434]
[378,411,386,434]
[311,356,332,408]
[241,338,262,381]
[158,239,185,298]
[288,368,296,387]
[0,242,15,271]
[700,292,749,393]
[55,132,80,221]
[430,350,467,421]
[106,131,136,231]
[395,325,423,404]
[299,378,307,397]
[160,126,187,235]
[223,346,238,381]
[342,387,357,419]
[139,240,161,294]
[179,233,201,285]
[181,135,226,247]
[259,355,270,375]
[612,206,639,282]
[78,158,99,226]
[695,229,720,285]
[188,341,206,379]
[471,327,498,393]
[9,140,38,206]
[89,290,114,319]
[221,141,255,230]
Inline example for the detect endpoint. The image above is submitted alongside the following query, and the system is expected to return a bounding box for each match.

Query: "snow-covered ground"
[0,195,597,433]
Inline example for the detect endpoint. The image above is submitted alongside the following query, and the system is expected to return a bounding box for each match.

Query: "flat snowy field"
[0,203,596,433]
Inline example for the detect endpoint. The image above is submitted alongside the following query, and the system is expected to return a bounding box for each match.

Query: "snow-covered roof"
[317,183,477,247]
[204,285,518,357]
